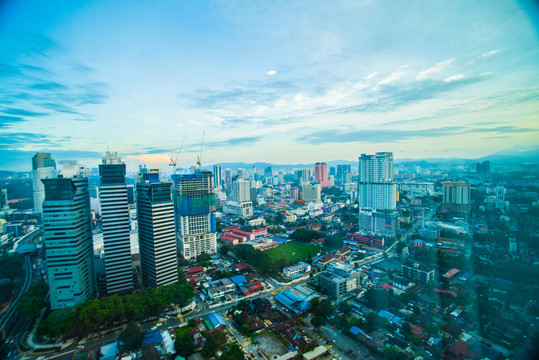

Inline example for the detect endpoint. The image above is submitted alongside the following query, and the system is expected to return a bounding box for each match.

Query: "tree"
[311,316,324,327]
[174,331,195,357]
[0,254,24,280]
[142,344,161,360]
[366,312,383,332]
[402,322,412,336]
[17,281,48,318]
[119,321,143,351]
[219,244,232,256]
[338,301,352,315]
[221,343,245,360]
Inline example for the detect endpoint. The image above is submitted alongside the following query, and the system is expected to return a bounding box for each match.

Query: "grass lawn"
[265,241,326,265]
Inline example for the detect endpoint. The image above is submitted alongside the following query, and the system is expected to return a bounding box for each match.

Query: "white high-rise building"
[232,179,251,202]
[358,152,398,237]
[495,186,506,211]
[42,175,96,309]
[173,171,217,260]
[137,170,177,288]
[32,153,57,214]
[99,151,134,295]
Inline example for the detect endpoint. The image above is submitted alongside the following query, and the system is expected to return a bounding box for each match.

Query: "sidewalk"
[24,308,65,351]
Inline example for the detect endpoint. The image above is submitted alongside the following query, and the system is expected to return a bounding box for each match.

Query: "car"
[77,345,84,349]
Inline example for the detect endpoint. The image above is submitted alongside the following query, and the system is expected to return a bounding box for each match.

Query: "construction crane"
[196,131,205,170]
[169,134,186,173]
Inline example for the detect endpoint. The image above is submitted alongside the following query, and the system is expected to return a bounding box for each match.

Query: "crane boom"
[169,134,187,172]
[196,131,205,169]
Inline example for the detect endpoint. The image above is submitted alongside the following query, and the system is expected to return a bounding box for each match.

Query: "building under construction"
[173,171,217,260]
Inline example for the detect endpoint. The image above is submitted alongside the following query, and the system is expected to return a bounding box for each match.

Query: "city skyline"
[1,0,538,171]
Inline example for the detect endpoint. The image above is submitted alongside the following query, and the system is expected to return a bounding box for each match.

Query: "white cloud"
[266,70,277,76]
[444,74,465,82]
[376,66,408,87]
[416,58,455,80]
[480,50,499,58]
[366,72,378,79]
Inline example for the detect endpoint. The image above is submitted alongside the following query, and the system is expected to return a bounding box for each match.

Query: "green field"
[265,242,327,265]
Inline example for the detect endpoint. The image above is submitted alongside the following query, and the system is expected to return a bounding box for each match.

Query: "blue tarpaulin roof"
[143,331,162,345]
[229,275,246,285]
[275,290,311,313]
[378,310,395,320]
[350,326,361,335]
[208,313,227,328]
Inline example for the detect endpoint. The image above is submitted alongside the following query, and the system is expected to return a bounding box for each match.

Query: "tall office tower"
[213,164,222,188]
[99,151,133,295]
[137,169,177,288]
[42,175,96,309]
[476,161,490,174]
[237,168,245,179]
[314,162,331,189]
[32,152,57,214]
[252,167,261,181]
[232,179,251,202]
[302,168,313,184]
[329,167,336,176]
[337,164,351,184]
[173,171,217,260]
[443,182,471,212]
[224,168,233,187]
[495,186,506,210]
[358,152,398,237]
[293,170,302,185]
[264,166,273,184]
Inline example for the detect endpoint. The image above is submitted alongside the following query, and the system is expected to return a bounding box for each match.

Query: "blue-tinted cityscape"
[1,1,538,360]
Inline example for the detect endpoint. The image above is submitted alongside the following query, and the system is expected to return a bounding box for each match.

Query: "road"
[0,255,32,333]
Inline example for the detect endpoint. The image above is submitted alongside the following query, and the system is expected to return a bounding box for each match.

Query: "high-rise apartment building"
[358,152,398,237]
[476,161,490,174]
[137,169,177,288]
[290,187,299,202]
[314,162,331,189]
[213,164,222,188]
[301,183,321,202]
[99,152,133,295]
[173,171,217,260]
[302,168,312,184]
[443,182,471,212]
[42,175,96,309]
[232,179,251,202]
[32,152,57,214]
[237,168,244,179]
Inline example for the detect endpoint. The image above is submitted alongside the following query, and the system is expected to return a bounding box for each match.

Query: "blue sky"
[0,0,538,171]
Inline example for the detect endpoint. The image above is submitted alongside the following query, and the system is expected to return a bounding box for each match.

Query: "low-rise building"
[283,262,312,278]
[317,264,362,298]
[401,262,436,284]
[222,201,253,218]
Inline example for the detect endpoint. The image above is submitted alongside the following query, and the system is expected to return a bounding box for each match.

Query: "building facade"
[32,152,57,214]
[42,175,96,309]
[401,262,436,283]
[173,171,217,260]
[213,164,222,188]
[231,179,251,202]
[99,152,134,295]
[137,170,178,288]
[314,162,331,189]
[443,182,471,212]
[301,183,321,202]
[358,152,398,237]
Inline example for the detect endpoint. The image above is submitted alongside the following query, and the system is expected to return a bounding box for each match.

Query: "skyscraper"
[314,162,330,189]
[223,168,233,187]
[301,168,312,184]
[231,179,251,202]
[173,171,217,260]
[32,152,57,214]
[213,164,222,188]
[358,152,398,237]
[337,164,351,184]
[99,151,133,295]
[137,169,177,288]
[42,175,96,309]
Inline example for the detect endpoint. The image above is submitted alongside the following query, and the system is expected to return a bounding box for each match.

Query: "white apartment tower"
[213,164,222,188]
[42,175,96,309]
[173,171,217,260]
[358,152,398,237]
[99,151,134,295]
